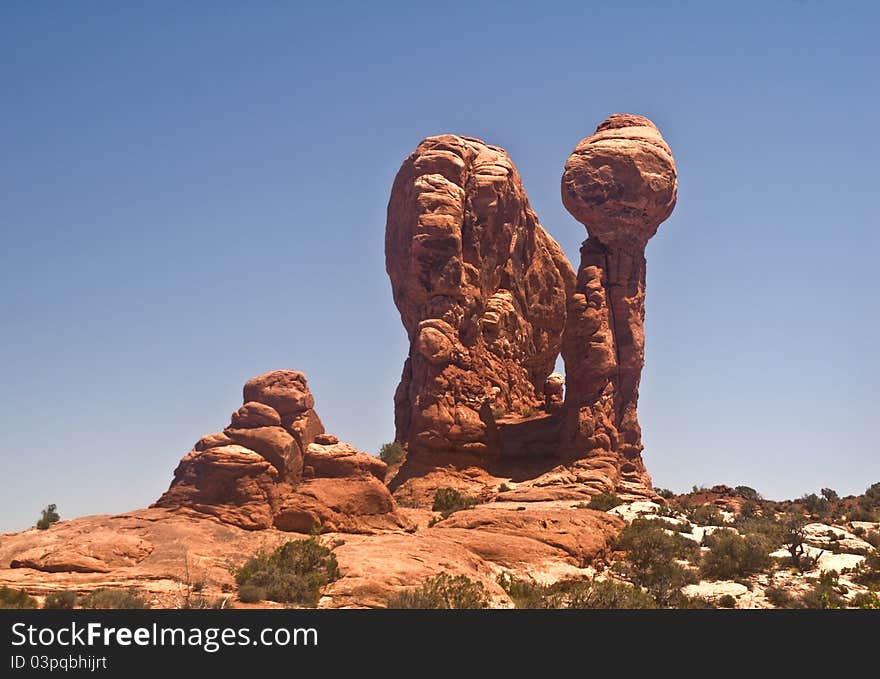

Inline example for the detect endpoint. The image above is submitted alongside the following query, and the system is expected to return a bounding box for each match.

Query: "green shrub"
[689,504,725,526]
[779,514,821,571]
[498,483,511,493]
[491,406,505,420]
[852,526,866,537]
[43,591,76,609]
[735,486,762,502]
[237,584,265,604]
[378,441,404,465]
[566,580,657,609]
[701,530,772,579]
[614,519,699,606]
[520,406,536,418]
[432,488,478,517]
[587,492,622,512]
[851,592,880,609]
[864,531,880,550]
[847,507,878,522]
[718,594,737,608]
[798,571,844,609]
[79,588,148,609]
[0,587,38,609]
[36,504,60,530]
[821,488,839,502]
[863,482,880,507]
[498,575,656,609]
[182,596,232,609]
[799,493,830,517]
[233,538,339,607]
[654,488,675,500]
[765,584,795,608]
[852,551,880,586]
[735,515,785,547]
[387,573,489,609]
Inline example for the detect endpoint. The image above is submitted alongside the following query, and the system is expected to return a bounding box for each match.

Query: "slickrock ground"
[2,488,877,609]
[0,502,620,609]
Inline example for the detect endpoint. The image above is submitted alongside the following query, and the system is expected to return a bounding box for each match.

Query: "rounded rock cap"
[561,113,677,250]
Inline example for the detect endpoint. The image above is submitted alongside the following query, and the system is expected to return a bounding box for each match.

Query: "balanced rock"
[385,134,575,468]
[559,114,677,498]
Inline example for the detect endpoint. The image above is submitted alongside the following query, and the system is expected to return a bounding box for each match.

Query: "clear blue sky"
[2,2,878,532]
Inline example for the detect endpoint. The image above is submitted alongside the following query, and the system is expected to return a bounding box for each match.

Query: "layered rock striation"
[155,370,408,533]
[385,134,575,469]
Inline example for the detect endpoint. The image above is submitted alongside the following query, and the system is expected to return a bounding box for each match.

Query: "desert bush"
[718,594,737,608]
[655,487,675,500]
[852,551,880,586]
[79,588,148,609]
[781,514,814,571]
[498,483,511,493]
[764,584,795,608]
[798,571,844,609]
[378,441,404,465]
[36,503,60,530]
[847,507,878,522]
[850,592,880,609]
[863,482,880,507]
[432,488,478,517]
[182,596,232,609]
[0,587,38,609]
[735,515,785,547]
[738,500,760,519]
[498,575,656,609]
[821,488,839,502]
[799,493,830,518]
[237,584,265,604]
[864,531,880,550]
[852,526,866,537]
[735,486,762,502]
[43,591,76,609]
[565,580,657,609]
[587,492,622,511]
[520,406,536,418]
[233,538,339,607]
[689,504,725,526]
[491,406,505,420]
[700,530,772,579]
[614,519,699,606]
[387,573,489,609]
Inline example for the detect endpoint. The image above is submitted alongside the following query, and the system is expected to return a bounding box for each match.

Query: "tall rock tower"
[560,114,678,498]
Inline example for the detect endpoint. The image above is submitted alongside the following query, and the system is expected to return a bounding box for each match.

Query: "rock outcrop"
[385,134,575,471]
[385,117,676,503]
[558,114,678,498]
[155,370,409,533]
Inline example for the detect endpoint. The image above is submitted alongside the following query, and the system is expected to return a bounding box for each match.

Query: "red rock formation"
[155,370,409,533]
[385,134,575,468]
[559,114,678,498]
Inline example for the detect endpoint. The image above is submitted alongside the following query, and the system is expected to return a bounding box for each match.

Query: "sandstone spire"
[385,134,575,469]
[560,113,678,498]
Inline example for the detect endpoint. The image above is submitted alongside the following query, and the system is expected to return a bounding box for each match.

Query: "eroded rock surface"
[386,134,575,468]
[155,370,407,533]
[558,114,678,499]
